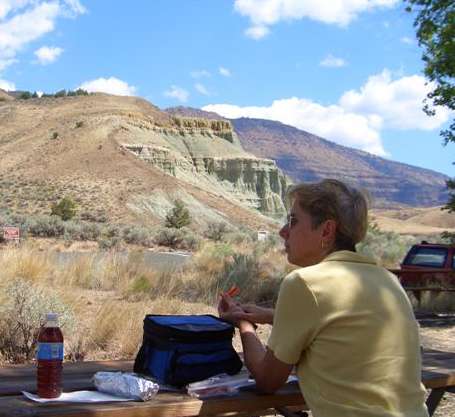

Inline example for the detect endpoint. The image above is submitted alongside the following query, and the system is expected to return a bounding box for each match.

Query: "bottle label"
[37,343,64,360]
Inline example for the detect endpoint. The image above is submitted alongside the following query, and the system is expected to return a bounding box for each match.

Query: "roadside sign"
[3,226,20,242]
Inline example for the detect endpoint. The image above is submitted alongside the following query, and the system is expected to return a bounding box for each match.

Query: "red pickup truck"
[391,242,455,290]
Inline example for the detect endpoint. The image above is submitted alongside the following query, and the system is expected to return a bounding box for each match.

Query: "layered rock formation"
[121,117,289,214]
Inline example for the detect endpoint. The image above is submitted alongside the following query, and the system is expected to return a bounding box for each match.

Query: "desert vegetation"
[0,216,446,365]
[0,193,452,365]
[0,237,287,364]
[17,89,89,100]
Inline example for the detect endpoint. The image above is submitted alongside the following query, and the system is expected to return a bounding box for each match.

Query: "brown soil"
[371,206,455,235]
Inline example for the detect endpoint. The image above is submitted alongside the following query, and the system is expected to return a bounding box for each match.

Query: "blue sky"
[0,0,453,176]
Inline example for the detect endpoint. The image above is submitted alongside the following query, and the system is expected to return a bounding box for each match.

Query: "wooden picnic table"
[0,349,454,417]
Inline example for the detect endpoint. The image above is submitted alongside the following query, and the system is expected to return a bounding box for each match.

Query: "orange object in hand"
[226,285,240,297]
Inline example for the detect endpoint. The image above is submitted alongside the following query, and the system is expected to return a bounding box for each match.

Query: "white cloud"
[320,54,347,68]
[63,0,86,16]
[245,25,269,39]
[219,66,232,77]
[191,69,211,78]
[195,83,210,96]
[34,45,63,64]
[0,1,85,71]
[339,69,450,130]
[164,85,189,103]
[0,78,15,90]
[234,0,399,39]
[78,77,136,96]
[400,36,414,45]
[203,98,387,156]
[0,1,32,20]
[203,69,452,156]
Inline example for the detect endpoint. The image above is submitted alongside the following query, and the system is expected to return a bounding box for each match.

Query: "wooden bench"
[0,349,453,417]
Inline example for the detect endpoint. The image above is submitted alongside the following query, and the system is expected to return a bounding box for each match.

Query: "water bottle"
[37,313,64,398]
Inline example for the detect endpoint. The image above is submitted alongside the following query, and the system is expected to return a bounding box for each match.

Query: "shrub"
[0,279,75,362]
[27,215,65,237]
[54,89,67,98]
[80,210,108,223]
[154,227,200,250]
[125,275,153,300]
[122,225,153,246]
[208,250,282,305]
[18,91,31,100]
[165,199,191,229]
[75,88,88,96]
[224,230,254,244]
[357,222,411,268]
[75,121,84,128]
[204,222,230,241]
[51,132,59,140]
[98,236,122,250]
[78,222,102,241]
[51,197,77,221]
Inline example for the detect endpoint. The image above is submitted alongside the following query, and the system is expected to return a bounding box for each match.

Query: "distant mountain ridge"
[166,107,449,208]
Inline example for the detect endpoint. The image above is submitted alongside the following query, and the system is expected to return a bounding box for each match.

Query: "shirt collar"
[322,250,377,265]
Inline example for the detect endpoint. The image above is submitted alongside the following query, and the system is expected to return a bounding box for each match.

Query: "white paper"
[22,390,135,403]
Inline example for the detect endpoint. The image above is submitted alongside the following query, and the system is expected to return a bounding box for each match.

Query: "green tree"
[19,91,31,100]
[54,89,67,98]
[404,0,454,211]
[165,199,191,229]
[51,197,77,221]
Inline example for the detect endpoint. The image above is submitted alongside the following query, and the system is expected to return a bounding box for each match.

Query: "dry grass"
[0,244,54,285]
[0,240,285,362]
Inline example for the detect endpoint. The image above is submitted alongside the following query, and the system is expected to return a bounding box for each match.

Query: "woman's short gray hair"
[287,179,369,250]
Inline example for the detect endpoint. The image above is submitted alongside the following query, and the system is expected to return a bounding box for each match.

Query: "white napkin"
[22,390,135,403]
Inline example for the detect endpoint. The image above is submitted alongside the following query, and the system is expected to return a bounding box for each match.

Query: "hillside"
[0,94,286,231]
[166,107,449,209]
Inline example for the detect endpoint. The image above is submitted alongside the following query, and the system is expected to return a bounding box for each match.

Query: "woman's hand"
[239,304,274,325]
[218,294,274,326]
[217,293,246,326]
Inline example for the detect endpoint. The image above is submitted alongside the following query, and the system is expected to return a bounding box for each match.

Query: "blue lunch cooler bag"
[133,314,243,387]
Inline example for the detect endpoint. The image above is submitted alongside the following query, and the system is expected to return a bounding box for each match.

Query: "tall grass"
[2,226,423,364]
[0,239,286,363]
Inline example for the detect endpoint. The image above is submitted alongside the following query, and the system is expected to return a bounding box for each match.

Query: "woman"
[218,179,428,417]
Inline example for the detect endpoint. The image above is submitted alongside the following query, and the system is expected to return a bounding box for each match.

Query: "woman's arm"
[239,320,293,393]
[218,295,291,393]
[240,304,274,325]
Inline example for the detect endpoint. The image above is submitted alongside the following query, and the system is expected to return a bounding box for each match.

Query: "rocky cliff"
[120,116,289,214]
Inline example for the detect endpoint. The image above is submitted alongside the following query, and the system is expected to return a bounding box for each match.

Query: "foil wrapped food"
[93,372,159,401]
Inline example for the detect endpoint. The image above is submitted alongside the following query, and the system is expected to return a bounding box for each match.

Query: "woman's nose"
[279,224,289,239]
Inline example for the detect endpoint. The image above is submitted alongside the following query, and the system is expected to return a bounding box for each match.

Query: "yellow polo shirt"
[268,251,428,417]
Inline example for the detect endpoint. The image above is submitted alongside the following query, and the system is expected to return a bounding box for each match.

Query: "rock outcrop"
[121,116,289,214]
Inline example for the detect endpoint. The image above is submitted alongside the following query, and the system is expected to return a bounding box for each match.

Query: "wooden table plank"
[2,350,454,396]
[0,386,306,417]
[0,350,453,417]
[0,361,133,396]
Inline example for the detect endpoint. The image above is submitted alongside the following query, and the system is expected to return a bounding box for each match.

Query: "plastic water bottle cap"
[46,313,58,322]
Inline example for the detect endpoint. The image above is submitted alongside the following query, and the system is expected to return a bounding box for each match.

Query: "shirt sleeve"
[267,271,320,365]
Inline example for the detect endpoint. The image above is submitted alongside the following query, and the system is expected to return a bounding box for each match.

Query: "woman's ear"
[321,219,337,242]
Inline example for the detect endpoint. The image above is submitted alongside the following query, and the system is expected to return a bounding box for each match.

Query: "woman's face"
[279,200,333,267]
